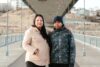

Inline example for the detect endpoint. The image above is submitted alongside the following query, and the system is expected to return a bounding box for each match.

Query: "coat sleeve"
[69,33,76,66]
[22,30,37,55]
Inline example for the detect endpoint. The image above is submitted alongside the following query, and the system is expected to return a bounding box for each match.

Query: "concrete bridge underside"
[23,0,78,23]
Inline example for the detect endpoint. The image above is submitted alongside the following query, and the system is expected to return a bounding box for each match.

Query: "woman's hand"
[33,49,39,56]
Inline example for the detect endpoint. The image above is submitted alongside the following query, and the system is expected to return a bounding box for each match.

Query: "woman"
[22,14,50,67]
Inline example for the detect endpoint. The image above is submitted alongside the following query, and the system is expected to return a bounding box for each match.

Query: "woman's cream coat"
[22,27,49,66]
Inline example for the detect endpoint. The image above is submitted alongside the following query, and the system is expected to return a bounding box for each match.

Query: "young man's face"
[54,21,63,29]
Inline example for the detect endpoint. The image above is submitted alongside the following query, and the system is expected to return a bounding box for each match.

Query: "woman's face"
[35,16,43,28]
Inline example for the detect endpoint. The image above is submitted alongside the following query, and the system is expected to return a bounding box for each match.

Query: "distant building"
[71,8,90,17]
[11,0,28,10]
[89,10,97,16]
[0,3,12,12]
[71,7,78,14]
[96,10,100,16]
[76,8,90,16]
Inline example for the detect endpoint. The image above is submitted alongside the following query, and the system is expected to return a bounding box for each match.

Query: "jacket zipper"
[58,33,61,63]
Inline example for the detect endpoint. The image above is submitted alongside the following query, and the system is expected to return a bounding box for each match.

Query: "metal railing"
[0,34,23,56]
[74,33,100,48]
[0,34,23,47]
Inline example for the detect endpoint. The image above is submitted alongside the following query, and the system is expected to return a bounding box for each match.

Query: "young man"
[49,16,76,67]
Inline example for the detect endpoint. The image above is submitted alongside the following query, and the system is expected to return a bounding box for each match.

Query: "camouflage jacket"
[49,27,76,65]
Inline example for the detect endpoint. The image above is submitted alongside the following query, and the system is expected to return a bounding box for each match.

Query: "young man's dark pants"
[49,63,74,67]
[49,63,69,67]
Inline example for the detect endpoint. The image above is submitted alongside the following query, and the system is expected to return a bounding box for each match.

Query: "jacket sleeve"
[69,33,76,66]
[22,30,37,55]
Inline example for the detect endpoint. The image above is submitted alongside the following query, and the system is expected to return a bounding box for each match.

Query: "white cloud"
[0,0,11,3]
[74,0,100,10]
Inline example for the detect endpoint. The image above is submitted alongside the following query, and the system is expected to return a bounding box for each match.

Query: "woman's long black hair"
[32,14,48,39]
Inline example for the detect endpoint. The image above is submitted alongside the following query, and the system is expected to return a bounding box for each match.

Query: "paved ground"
[76,41,100,67]
[8,53,26,67]
[0,41,24,67]
[0,40,100,67]
[8,53,80,67]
